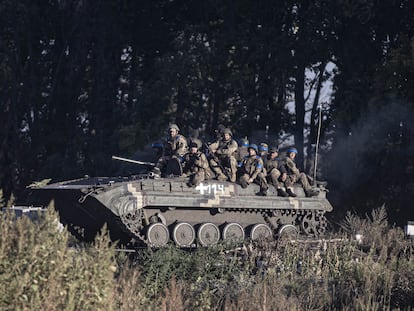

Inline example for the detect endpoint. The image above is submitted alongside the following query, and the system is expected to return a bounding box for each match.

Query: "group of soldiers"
[152,124,319,197]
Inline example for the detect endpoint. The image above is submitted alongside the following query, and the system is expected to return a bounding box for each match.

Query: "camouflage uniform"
[209,129,238,182]
[264,149,292,197]
[284,156,318,197]
[182,150,212,187]
[264,156,291,189]
[164,134,188,158]
[156,124,188,174]
[238,148,268,195]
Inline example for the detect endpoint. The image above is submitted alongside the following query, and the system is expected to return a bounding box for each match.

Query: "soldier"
[283,147,319,197]
[258,143,269,158]
[236,137,249,164]
[264,147,290,197]
[156,124,188,175]
[238,144,269,196]
[182,142,212,187]
[208,128,238,182]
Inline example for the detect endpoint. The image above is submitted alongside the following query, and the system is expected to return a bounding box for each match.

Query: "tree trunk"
[294,63,305,170]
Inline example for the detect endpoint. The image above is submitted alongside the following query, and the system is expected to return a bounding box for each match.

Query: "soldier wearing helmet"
[182,142,213,187]
[155,124,188,175]
[258,143,269,158]
[208,127,238,182]
[238,144,268,196]
[264,147,290,197]
[283,147,319,197]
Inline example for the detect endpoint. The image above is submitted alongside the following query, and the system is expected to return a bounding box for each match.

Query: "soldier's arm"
[278,161,288,174]
[194,153,209,169]
[264,160,273,174]
[221,140,238,156]
[182,154,191,173]
[209,141,219,153]
[285,158,300,175]
[175,136,188,157]
[250,158,263,180]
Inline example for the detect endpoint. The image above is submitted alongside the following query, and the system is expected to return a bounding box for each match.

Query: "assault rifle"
[203,143,231,180]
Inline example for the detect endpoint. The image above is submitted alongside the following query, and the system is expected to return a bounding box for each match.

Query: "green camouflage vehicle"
[31,172,333,247]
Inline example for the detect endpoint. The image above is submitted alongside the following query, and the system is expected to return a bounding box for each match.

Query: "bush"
[0,204,117,311]
[0,203,412,310]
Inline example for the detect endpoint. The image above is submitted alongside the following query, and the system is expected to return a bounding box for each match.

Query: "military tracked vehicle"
[30,171,333,247]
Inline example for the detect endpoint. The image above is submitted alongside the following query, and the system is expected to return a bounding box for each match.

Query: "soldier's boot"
[256,185,268,196]
[277,188,289,197]
[286,188,297,197]
[305,188,319,197]
[216,173,227,181]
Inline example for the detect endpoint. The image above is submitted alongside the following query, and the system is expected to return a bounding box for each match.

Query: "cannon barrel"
[112,155,155,166]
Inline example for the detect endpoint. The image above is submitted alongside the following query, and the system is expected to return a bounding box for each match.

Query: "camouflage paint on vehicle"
[31,174,333,246]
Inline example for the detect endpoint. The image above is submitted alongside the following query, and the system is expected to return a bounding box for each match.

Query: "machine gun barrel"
[112,155,155,166]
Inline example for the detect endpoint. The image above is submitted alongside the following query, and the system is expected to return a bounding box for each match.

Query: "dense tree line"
[1,0,413,224]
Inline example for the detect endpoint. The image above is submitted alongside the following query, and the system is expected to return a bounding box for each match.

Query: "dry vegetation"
[0,204,413,310]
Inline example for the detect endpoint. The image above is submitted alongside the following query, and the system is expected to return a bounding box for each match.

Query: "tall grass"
[0,203,413,310]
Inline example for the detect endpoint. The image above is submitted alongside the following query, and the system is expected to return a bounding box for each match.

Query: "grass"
[0,202,413,310]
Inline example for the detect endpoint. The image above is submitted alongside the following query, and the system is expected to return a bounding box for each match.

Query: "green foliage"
[0,204,117,310]
[0,205,413,309]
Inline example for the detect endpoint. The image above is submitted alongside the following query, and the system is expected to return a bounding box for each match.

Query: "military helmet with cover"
[168,124,180,132]
[222,128,233,136]
[287,147,298,154]
[248,144,258,153]
[239,138,249,147]
[258,143,268,152]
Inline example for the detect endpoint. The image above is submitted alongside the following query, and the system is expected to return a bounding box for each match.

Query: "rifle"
[203,143,231,180]
[112,156,155,166]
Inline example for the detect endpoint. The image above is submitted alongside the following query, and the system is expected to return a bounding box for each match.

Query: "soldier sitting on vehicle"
[182,142,213,187]
[155,124,188,175]
[208,128,238,182]
[283,147,319,197]
[264,147,290,197]
[238,144,269,196]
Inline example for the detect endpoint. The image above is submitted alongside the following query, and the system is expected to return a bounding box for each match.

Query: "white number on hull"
[195,183,224,195]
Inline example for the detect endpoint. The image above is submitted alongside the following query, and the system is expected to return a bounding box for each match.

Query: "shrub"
[0,203,117,311]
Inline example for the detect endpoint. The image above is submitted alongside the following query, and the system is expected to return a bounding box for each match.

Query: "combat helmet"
[222,128,233,136]
[168,124,180,132]
[287,147,298,154]
[239,138,249,147]
[248,144,258,153]
[258,143,268,152]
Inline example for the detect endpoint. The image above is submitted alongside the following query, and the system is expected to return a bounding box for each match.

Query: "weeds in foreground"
[0,205,413,310]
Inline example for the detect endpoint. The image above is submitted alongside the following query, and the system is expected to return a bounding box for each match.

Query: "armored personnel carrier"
[31,172,333,247]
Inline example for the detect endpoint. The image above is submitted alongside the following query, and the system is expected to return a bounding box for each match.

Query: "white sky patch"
[282,61,336,150]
